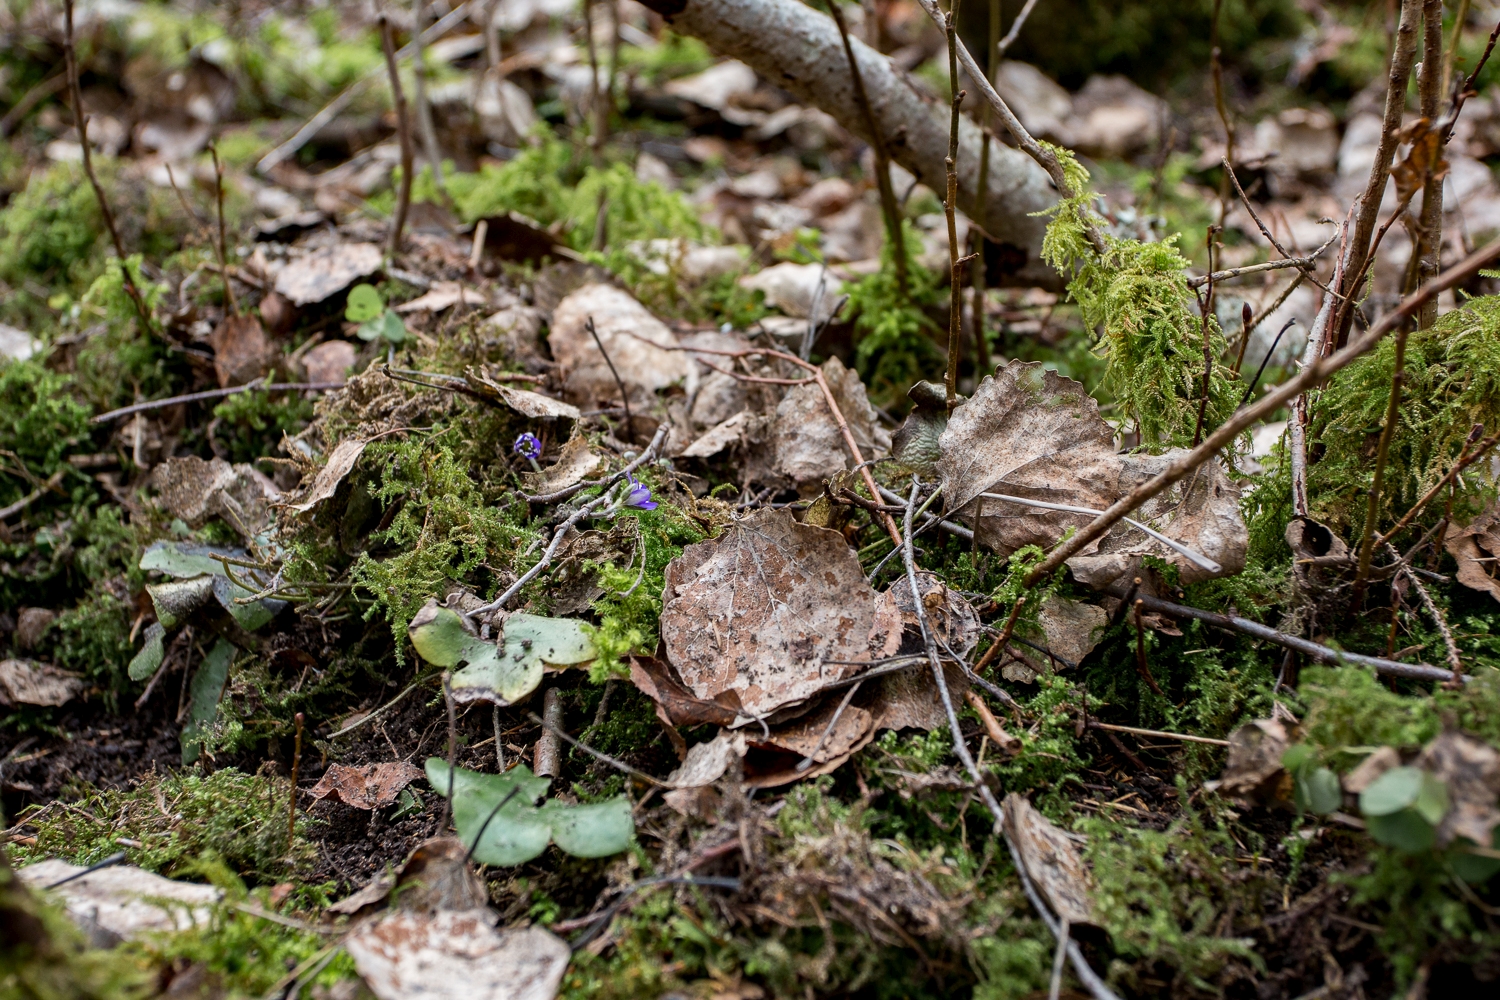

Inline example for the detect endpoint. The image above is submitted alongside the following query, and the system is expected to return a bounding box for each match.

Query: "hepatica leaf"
[424,759,632,866]
[139,541,284,631]
[1361,766,1450,853]
[345,283,384,322]
[408,603,596,705]
[128,622,166,682]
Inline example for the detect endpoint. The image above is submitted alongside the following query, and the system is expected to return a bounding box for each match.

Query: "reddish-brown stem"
[1192,225,1221,446]
[972,596,1024,676]
[287,712,304,852]
[1132,601,1165,697]
[208,146,238,317]
[380,15,414,256]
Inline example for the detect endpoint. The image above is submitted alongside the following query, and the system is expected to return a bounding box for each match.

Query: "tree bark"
[638,0,1062,290]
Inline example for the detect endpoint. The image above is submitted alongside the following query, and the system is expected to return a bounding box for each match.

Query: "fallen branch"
[637,0,1066,286]
[1024,239,1500,586]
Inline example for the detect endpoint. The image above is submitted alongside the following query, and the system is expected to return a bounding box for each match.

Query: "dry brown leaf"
[887,570,980,658]
[1391,118,1450,206]
[1002,794,1095,927]
[772,356,885,496]
[1414,731,1500,848]
[300,340,357,384]
[1342,745,1401,795]
[345,912,569,1000]
[464,372,582,422]
[1215,716,1297,801]
[17,860,220,946]
[274,242,383,306]
[938,361,1246,589]
[287,438,368,514]
[209,313,276,388]
[744,699,875,789]
[308,761,424,811]
[0,659,85,707]
[659,507,901,725]
[1036,595,1108,668]
[1445,503,1500,602]
[629,655,742,729]
[151,455,279,539]
[681,411,757,459]
[329,869,398,916]
[394,281,486,314]
[866,662,968,733]
[389,837,490,913]
[548,283,695,410]
[521,434,604,495]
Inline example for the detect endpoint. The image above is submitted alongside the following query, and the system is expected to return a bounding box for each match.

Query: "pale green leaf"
[128,622,166,681]
[345,283,384,322]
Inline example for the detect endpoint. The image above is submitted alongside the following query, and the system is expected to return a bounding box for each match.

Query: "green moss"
[0,162,104,292]
[11,769,315,884]
[42,593,135,707]
[209,386,314,466]
[847,223,944,411]
[0,361,91,506]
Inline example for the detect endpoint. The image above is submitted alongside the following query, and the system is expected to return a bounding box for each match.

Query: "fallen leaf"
[329,869,398,916]
[521,434,605,495]
[1215,716,1297,801]
[890,380,949,477]
[1002,793,1096,927]
[866,661,969,733]
[738,262,844,321]
[300,340,357,384]
[14,607,55,651]
[888,570,981,658]
[474,212,563,264]
[139,541,285,632]
[464,371,581,421]
[744,698,876,788]
[659,507,902,725]
[388,836,489,913]
[208,313,276,388]
[151,455,279,539]
[663,59,758,112]
[18,859,220,946]
[1445,502,1500,602]
[274,242,383,306]
[309,761,425,810]
[1343,746,1401,794]
[394,281,487,314]
[346,911,570,1000]
[1036,595,1108,668]
[938,361,1246,589]
[287,438,368,514]
[628,655,741,729]
[681,411,757,459]
[1414,731,1500,849]
[548,283,696,411]
[773,356,886,496]
[0,659,85,707]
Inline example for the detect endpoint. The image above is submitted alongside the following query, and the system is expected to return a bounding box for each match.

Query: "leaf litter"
[9,2,1500,998]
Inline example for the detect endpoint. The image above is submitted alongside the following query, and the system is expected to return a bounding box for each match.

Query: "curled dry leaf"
[1445,501,1500,603]
[773,356,886,496]
[1214,716,1298,801]
[18,860,220,946]
[521,434,604,495]
[887,570,981,658]
[274,242,384,306]
[1036,595,1109,668]
[937,361,1246,590]
[628,655,741,729]
[1002,794,1096,928]
[548,283,695,410]
[286,438,368,514]
[394,281,486,314]
[345,911,570,1000]
[743,697,876,788]
[309,761,425,811]
[1342,745,1402,795]
[386,836,490,913]
[151,455,279,539]
[659,507,901,726]
[464,370,581,421]
[1414,732,1500,849]
[0,658,85,707]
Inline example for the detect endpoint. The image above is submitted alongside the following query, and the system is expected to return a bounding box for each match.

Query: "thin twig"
[441,671,457,830]
[521,423,668,504]
[943,0,966,411]
[972,597,1025,677]
[977,491,1220,572]
[827,0,909,295]
[1119,589,1465,684]
[587,315,635,442]
[1414,0,1447,330]
[1234,272,1305,375]
[1353,320,1412,598]
[0,471,65,521]
[1024,239,1500,587]
[1132,600,1165,697]
[63,0,152,335]
[534,687,563,777]
[996,0,1041,55]
[1087,721,1230,747]
[91,381,346,425]
[380,15,414,256]
[1291,209,1354,516]
[287,712,304,852]
[1237,319,1297,409]
[208,145,238,317]
[1393,544,1463,683]
[1048,916,1071,1000]
[411,0,446,194]
[1183,247,1333,288]
[527,711,671,787]
[0,70,67,136]
[1209,0,1234,222]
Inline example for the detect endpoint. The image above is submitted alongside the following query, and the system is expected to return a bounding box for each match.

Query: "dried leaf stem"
[411,0,447,193]
[586,315,635,442]
[208,146,238,317]
[63,0,153,335]
[827,0,908,296]
[943,0,966,411]
[1352,321,1411,598]
[380,15,415,256]
[287,712,304,852]
[1414,0,1447,329]
[1025,239,1500,587]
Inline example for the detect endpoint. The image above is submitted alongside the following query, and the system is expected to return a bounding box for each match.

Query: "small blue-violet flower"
[513,432,542,461]
[623,473,657,511]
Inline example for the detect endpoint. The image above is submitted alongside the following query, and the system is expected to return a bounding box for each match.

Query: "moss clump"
[0,162,104,293]
[846,223,944,412]
[11,769,315,884]
[1310,294,1500,538]
[0,361,92,506]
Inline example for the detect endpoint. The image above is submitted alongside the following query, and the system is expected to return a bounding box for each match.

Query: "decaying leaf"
[743,697,876,788]
[1445,502,1500,602]
[521,433,604,495]
[424,760,634,867]
[659,507,901,725]
[1342,745,1402,795]
[286,437,369,514]
[888,570,981,658]
[1002,793,1095,927]
[0,658,85,707]
[181,638,236,765]
[208,313,276,388]
[1036,595,1109,668]
[18,859,220,946]
[388,837,490,913]
[274,242,384,306]
[1214,714,1298,801]
[681,410,758,459]
[548,283,696,410]
[464,371,582,421]
[408,603,596,705]
[394,281,486,313]
[890,380,949,477]
[772,356,886,496]
[151,455,278,539]
[628,655,741,729]
[937,361,1246,589]
[1414,731,1500,849]
[345,911,570,1000]
[309,761,425,810]
[127,622,167,681]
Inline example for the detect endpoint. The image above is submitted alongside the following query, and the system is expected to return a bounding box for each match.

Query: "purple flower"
[513,432,542,461]
[623,474,657,511]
